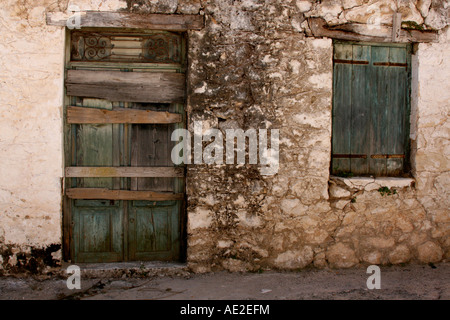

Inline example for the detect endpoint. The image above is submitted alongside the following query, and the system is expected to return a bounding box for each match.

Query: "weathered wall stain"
[0,244,61,275]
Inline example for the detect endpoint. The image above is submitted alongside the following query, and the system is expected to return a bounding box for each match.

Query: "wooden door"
[332,42,411,176]
[63,30,186,263]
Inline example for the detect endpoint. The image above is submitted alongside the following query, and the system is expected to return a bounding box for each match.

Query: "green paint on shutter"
[332,43,353,174]
[370,46,390,176]
[350,44,371,175]
[332,42,411,177]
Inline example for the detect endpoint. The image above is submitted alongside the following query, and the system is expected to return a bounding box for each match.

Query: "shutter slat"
[369,46,390,176]
[386,47,408,175]
[350,44,370,175]
[332,44,353,175]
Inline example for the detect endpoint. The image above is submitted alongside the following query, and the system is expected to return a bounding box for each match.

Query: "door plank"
[66,166,184,178]
[76,123,114,188]
[67,69,184,86]
[131,103,175,192]
[66,70,185,103]
[66,188,183,200]
[67,106,182,124]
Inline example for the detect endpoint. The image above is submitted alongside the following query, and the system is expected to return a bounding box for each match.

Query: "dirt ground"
[0,262,448,300]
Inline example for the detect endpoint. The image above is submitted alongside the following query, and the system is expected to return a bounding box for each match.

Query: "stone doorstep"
[59,261,190,279]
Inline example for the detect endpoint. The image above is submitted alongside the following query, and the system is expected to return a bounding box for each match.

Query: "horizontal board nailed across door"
[66,188,184,201]
[65,166,184,178]
[67,106,182,124]
[66,70,185,103]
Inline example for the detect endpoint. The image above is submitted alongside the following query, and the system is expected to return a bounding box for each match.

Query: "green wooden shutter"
[332,42,411,177]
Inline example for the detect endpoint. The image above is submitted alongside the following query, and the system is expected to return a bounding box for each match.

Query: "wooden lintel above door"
[46,11,204,31]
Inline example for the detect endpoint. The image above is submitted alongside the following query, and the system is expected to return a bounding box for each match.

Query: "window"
[331,41,412,177]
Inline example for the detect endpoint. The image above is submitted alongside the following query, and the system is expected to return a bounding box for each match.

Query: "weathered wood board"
[66,70,185,103]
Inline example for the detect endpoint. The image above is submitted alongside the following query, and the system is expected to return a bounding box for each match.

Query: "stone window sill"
[329,176,415,192]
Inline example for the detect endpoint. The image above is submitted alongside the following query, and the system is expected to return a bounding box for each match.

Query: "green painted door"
[332,42,411,176]
[64,30,186,263]
[73,200,123,262]
[128,201,180,260]
[69,100,184,263]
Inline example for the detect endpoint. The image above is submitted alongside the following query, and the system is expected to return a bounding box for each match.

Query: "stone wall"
[185,0,449,272]
[0,0,448,273]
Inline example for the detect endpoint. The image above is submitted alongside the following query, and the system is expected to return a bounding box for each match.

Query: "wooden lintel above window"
[308,17,438,43]
[46,11,204,31]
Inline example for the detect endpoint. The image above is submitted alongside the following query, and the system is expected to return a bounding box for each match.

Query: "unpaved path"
[0,263,448,300]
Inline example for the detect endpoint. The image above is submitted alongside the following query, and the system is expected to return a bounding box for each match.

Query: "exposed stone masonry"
[0,0,448,273]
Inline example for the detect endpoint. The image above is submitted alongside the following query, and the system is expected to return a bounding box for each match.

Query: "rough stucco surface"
[0,0,67,273]
[0,0,448,274]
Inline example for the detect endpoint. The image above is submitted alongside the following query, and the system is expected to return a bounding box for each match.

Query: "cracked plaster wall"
[0,0,448,273]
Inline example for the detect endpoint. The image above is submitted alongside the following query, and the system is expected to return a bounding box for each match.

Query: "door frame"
[61,28,188,263]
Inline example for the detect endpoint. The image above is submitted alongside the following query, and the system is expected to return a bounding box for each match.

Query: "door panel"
[128,201,180,261]
[131,103,176,192]
[73,200,123,262]
[74,98,116,188]
[76,124,114,188]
